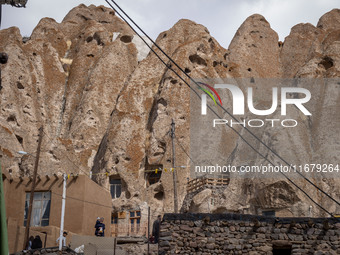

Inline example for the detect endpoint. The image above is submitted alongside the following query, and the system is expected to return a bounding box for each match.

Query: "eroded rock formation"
[1,5,339,218]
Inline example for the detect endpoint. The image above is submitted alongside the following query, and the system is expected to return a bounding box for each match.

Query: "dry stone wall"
[13,247,76,255]
[159,213,340,255]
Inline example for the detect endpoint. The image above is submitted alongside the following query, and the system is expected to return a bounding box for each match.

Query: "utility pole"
[147,206,150,254]
[113,238,117,255]
[59,173,67,251]
[171,119,178,213]
[23,126,43,250]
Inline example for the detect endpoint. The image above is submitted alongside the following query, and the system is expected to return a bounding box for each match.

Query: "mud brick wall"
[159,213,340,255]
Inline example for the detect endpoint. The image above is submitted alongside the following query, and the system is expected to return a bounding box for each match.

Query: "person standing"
[94,217,100,236]
[56,232,68,247]
[152,215,161,244]
[95,217,105,237]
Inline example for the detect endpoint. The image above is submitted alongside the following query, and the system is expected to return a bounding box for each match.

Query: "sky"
[1,0,339,49]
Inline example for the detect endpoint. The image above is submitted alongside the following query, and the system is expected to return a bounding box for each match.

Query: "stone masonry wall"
[159,213,340,255]
[13,247,76,255]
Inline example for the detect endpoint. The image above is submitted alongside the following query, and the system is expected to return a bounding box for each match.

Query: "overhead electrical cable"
[104,0,340,218]
[105,0,340,210]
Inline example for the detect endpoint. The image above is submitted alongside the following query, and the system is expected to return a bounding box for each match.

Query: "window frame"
[110,178,122,199]
[24,191,51,227]
[129,210,141,234]
[111,212,118,224]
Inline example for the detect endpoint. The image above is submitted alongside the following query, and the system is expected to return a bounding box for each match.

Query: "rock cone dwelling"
[0,4,340,254]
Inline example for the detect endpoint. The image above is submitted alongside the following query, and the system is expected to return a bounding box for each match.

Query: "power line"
[122,130,171,170]
[104,0,340,219]
[41,129,175,195]
[175,136,196,165]
[41,130,91,177]
[105,0,340,205]
[51,190,113,209]
[40,130,116,195]
[6,177,152,218]
[112,2,340,209]
[106,0,340,210]
[43,128,170,176]
[9,123,170,181]
[175,146,311,213]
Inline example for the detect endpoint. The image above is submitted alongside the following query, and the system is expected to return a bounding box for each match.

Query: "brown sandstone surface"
[1,5,339,218]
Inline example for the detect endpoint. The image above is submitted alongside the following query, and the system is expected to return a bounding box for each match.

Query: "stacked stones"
[12,247,77,255]
[159,213,340,255]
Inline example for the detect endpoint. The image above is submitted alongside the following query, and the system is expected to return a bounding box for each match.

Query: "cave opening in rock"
[17,82,24,89]
[189,54,207,66]
[120,35,133,43]
[319,56,334,70]
[144,158,163,186]
[15,135,23,145]
[7,115,16,122]
[154,191,164,200]
[145,168,162,186]
[125,190,131,199]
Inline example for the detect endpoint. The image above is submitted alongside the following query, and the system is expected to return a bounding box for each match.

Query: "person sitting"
[31,235,42,249]
[27,236,34,250]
